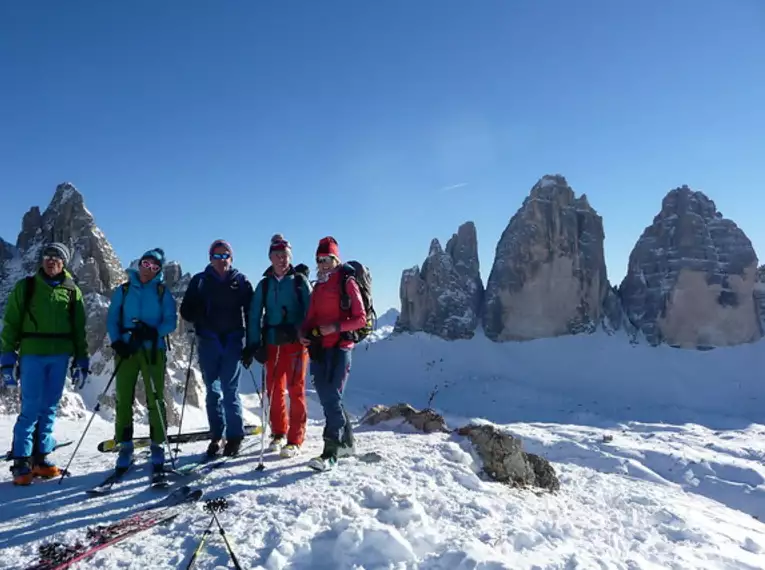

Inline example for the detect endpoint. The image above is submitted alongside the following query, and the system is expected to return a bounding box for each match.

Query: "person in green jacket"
[0,242,89,486]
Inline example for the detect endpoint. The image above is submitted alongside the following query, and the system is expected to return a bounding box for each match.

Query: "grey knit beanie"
[42,242,71,266]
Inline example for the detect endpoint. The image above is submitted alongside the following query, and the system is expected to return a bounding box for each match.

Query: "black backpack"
[339,261,377,342]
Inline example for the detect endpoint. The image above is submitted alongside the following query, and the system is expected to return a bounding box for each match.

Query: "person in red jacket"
[300,236,366,471]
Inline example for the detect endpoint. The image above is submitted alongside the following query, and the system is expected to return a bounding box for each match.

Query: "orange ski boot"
[32,455,62,479]
[12,458,33,486]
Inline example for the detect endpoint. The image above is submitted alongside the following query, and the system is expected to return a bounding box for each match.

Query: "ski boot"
[116,440,134,475]
[280,443,301,458]
[150,444,168,487]
[11,457,33,486]
[206,438,225,458]
[268,434,286,452]
[32,453,62,479]
[307,439,339,472]
[223,437,242,457]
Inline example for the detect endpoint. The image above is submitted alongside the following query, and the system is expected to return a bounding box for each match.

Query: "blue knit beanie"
[141,248,166,266]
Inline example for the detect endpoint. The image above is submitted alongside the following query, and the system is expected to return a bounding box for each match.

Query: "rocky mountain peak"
[428,238,444,258]
[445,221,480,280]
[482,175,610,341]
[0,182,205,422]
[397,221,483,340]
[620,185,760,347]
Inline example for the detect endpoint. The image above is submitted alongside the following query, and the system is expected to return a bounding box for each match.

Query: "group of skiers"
[0,233,371,485]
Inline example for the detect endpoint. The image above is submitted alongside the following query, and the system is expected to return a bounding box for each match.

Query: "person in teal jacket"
[243,234,311,457]
[105,248,177,475]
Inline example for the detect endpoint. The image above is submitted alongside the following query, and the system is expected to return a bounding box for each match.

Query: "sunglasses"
[211,252,231,260]
[140,259,161,272]
[42,253,63,262]
[316,255,334,263]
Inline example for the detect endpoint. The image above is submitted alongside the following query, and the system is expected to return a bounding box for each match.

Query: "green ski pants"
[114,349,167,444]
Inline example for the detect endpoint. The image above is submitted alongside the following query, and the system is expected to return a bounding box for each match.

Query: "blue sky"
[1,1,763,312]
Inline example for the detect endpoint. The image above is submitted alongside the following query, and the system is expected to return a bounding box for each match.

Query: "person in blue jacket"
[243,234,311,458]
[106,248,177,474]
[179,239,253,457]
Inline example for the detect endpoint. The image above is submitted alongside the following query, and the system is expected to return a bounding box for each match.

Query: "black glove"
[241,344,268,368]
[111,340,133,359]
[131,321,159,344]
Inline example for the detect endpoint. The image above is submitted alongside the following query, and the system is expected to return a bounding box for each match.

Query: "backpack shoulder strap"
[118,281,130,333]
[260,275,270,314]
[21,275,38,329]
[68,288,77,341]
[339,265,355,312]
[157,282,165,300]
[293,272,308,316]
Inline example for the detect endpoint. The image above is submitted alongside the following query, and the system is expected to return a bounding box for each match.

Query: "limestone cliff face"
[619,186,761,348]
[397,222,483,339]
[482,175,609,341]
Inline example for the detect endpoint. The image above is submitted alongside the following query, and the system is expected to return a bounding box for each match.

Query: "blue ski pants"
[196,334,245,440]
[12,354,69,458]
[311,347,353,444]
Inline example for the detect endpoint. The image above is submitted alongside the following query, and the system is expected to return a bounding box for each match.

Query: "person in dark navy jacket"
[180,239,253,457]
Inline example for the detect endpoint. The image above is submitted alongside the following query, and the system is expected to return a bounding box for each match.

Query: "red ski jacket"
[302,268,366,348]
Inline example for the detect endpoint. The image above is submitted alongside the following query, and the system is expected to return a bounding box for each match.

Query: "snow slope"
[1,331,765,569]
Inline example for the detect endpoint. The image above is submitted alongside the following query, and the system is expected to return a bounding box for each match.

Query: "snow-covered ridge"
[1,328,765,568]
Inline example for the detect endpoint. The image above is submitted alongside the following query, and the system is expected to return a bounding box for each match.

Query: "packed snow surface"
[1,330,764,569]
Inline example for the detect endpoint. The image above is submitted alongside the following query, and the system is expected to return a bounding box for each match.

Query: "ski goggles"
[316,255,334,263]
[211,252,231,260]
[140,258,161,272]
[42,248,64,261]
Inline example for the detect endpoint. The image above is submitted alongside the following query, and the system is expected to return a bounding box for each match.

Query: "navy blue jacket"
[180,265,253,341]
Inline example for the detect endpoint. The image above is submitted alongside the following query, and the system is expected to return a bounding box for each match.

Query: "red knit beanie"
[269,234,292,256]
[316,236,340,260]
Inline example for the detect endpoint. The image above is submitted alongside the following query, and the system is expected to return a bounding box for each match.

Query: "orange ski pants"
[266,342,308,446]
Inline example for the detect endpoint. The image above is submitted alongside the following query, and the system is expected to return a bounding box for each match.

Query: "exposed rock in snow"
[619,186,761,348]
[360,403,449,434]
[482,174,610,341]
[397,222,483,340]
[0,183,204,424]
[755,265,765,335]
[456,423,560,492]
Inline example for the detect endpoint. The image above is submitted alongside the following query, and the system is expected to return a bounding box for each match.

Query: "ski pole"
[58,358,124,484]
[206,498,243,570]
[174,335,197,458]
[147,350,177,471]
[185,516,215,569]
[256,365,267,472]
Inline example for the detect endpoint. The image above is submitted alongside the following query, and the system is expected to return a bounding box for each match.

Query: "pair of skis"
[27,485,203,570]
[87,430,264,496]
[96,424,263,453]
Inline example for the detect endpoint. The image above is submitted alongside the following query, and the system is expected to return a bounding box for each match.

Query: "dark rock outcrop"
[619,186,761,347]
[360,403,450,434]
[483,175,609,341]
[456,424,560,492]
[397,222,483,340]
[755,265,765,335]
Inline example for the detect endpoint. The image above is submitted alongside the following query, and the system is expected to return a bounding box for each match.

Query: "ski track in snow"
[1,409,765,569]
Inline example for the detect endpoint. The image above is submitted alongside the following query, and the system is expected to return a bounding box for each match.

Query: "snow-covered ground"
[1,330,765,569]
